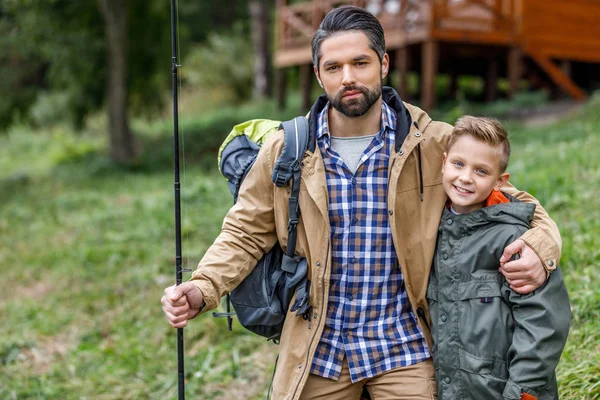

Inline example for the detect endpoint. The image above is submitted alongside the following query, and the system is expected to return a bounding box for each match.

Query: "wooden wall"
[519,0,600,63]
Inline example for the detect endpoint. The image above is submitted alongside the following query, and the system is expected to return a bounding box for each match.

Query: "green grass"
[1,93,599,399]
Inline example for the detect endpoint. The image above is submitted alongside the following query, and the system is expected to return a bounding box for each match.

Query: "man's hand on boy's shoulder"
[498,239,547,294]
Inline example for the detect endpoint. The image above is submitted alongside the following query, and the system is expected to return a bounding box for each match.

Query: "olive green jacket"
[427,199,571,400]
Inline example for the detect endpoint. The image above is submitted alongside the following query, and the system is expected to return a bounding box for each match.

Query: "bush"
[182,25,254,103]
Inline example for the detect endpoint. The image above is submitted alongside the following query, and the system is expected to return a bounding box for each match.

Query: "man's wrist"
[519,236,555,281]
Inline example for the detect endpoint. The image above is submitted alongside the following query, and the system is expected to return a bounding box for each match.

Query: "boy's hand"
[499,239,546,294]
[161,283,205,328]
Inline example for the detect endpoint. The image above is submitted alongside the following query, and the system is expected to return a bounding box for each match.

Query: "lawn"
[0,94,598,399]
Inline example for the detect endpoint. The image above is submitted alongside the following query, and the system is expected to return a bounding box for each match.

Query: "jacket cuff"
[519,226,559,278]
[502,379,523,399]
[189,278,218,315]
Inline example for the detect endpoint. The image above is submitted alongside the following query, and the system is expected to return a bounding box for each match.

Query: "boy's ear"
[495,172,510,190]
[441,152,447,173]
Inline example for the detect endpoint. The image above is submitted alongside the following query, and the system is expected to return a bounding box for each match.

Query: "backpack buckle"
[287,218,299,232]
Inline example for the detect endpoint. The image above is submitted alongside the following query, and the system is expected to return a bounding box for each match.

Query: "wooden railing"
[276,0,519,51]
[276,0,367,49]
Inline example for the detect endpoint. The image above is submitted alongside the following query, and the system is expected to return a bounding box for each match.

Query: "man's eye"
[326,65,339,71]
[356,61,367,66]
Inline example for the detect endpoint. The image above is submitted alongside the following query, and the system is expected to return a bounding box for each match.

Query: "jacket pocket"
[456,280,514,367]
[458,349,508,398]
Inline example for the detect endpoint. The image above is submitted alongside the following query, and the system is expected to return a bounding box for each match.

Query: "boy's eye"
[453,161,464,167]
[476,169,488,175]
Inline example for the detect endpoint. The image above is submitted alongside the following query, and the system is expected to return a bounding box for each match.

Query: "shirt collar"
[317,100,397,140]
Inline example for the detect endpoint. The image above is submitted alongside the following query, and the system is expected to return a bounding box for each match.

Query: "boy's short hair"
[448,116,511,172]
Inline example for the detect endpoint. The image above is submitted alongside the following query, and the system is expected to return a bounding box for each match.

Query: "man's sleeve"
[501,268,571,399]
[502,182,562,274]
[189,135,279,314]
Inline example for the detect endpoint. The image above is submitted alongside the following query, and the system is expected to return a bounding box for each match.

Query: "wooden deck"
[275,0,599,109]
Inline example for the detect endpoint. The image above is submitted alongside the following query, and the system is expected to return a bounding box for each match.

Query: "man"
[161,6,561,400]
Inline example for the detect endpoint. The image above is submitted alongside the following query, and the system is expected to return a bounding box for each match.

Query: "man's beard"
[328,81,382,118]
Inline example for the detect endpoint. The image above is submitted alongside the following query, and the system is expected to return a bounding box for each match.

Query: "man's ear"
[381,53,390,78]
[495,172,510,190]
[314,66,323,88]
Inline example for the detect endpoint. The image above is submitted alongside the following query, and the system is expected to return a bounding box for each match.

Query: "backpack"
[212,117,312,342]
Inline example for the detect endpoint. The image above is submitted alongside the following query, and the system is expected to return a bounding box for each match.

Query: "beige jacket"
[190,102,561,400]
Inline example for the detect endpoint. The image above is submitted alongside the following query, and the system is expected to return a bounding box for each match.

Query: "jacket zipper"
[291,245,329,400]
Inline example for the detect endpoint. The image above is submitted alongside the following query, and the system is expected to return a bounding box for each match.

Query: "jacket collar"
[306,86,411,153]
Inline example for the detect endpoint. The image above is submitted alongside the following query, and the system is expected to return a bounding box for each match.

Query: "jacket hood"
[306,86,412,153]
[443,194,535,231]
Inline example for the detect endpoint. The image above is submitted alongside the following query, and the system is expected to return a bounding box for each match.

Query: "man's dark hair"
[311,6,386,71]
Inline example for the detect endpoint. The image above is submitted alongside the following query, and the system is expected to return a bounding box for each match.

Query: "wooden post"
[508,46,521,99]
[486,56,499,102]
[421,40,439,111]
[300,64,313,111]
[395,46,409,100]
[560,60,572,77]
[277,68,287,110]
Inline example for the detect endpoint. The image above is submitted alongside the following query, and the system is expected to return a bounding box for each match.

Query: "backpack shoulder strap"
[272,116,309,187]
[270,116,308,261]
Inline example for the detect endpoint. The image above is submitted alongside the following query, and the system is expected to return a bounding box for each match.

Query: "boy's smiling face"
[442,135,510,214]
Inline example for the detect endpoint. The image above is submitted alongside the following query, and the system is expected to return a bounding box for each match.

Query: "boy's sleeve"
[501,267,571,399]
[502,182,562,275]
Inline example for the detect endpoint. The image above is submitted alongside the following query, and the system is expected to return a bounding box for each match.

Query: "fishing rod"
[170,0,187,398]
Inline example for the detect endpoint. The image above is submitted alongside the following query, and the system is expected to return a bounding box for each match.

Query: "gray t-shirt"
[330,134,377,174]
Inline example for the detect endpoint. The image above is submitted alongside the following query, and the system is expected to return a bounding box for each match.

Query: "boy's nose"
[459,173,473,183]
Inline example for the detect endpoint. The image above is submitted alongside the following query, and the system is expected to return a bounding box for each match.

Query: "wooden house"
[274,0,600,110]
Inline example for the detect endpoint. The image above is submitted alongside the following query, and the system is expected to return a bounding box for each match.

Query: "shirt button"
[444,377,451,384]
[343,331,349,337]
[446,219,453,225]
[348,295,354,301]
[441,314,447,322]
[352,178,357,185]
[352,217,359,225]
[351,258,358,264]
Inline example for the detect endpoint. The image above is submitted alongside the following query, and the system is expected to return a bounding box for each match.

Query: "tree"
[249,0,272,98]
[98,0,135,164]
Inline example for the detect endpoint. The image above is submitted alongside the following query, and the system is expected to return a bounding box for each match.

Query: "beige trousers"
[299,358,437,400]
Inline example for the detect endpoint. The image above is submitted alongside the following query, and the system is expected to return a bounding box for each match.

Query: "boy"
[427,116,571,400]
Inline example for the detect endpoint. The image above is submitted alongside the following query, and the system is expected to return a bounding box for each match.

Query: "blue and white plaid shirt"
[310,101,430,382]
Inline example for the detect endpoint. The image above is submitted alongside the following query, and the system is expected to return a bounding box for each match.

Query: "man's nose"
[341,65,356,86]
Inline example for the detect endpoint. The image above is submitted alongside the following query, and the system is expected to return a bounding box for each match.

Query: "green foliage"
[1,95,599,398]
[0,0,172,129]
[431,89,551,124]
[183,26,254,102]
[137,94,302,171]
